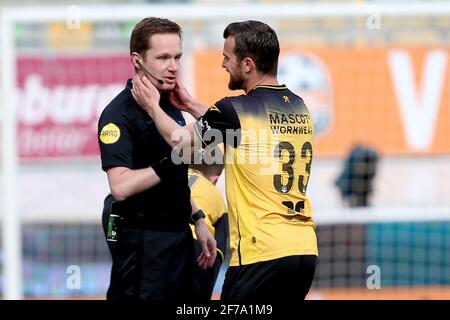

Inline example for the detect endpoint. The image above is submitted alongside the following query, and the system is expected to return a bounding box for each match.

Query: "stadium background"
[0,0,449,299]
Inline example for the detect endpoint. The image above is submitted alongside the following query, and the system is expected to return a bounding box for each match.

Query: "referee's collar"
[126,78,133,91]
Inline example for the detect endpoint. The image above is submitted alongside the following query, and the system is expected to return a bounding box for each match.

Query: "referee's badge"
[100,123,121,144]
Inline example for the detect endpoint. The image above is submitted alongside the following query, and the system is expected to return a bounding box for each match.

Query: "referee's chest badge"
[100,123,121,144]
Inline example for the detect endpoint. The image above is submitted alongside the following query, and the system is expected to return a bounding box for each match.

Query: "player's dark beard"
[228,73,244,90]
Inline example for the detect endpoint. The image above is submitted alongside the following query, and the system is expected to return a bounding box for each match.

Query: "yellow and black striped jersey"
[199,85,318,266]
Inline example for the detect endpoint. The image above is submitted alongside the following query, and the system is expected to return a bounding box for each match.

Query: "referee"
[98,17,216,301]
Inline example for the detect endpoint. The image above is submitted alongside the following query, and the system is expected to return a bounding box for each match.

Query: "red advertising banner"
[16,55,132,160]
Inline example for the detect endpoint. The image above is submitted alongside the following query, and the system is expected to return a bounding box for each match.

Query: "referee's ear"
[130,52,141,69]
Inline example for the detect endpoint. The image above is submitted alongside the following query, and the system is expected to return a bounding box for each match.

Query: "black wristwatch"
[190,209,206,225]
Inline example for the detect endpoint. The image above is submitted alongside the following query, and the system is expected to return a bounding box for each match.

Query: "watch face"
[193,210,205,222]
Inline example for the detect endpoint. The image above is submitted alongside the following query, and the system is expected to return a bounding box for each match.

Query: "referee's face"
[222,36,245,90]
[142,33,183,92]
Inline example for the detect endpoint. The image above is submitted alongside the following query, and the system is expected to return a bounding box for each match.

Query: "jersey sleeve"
[98,110,134,171]
[195,98,241,148]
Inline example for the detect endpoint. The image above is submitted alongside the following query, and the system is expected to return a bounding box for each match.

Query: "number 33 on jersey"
[199,85,318,266]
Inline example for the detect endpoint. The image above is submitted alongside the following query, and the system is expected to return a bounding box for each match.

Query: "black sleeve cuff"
[151,156,172,181]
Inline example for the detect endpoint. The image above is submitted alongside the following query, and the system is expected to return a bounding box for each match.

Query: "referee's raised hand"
[131,74,160,117]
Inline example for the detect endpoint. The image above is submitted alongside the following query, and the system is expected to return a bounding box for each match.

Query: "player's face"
[142,33,182,91]
[222,37,245,90]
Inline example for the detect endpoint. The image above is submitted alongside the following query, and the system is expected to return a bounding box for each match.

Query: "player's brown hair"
[190,162,224,180]
[223,20,279,76]
[190,148,224,180]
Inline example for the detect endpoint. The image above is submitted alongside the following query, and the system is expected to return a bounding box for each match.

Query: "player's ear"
[242,57,254,73]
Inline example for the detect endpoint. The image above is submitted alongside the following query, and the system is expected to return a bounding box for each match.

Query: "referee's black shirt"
[98,79,191,231]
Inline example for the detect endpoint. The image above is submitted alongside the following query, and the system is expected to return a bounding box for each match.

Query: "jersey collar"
[249,84,288,92]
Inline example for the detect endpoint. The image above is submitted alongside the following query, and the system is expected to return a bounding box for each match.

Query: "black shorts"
[220,255,317,301]
[102,196,195,301]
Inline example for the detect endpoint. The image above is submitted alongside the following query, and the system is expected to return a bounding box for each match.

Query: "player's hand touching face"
[168,79,194,112]
[168,79,210,119]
